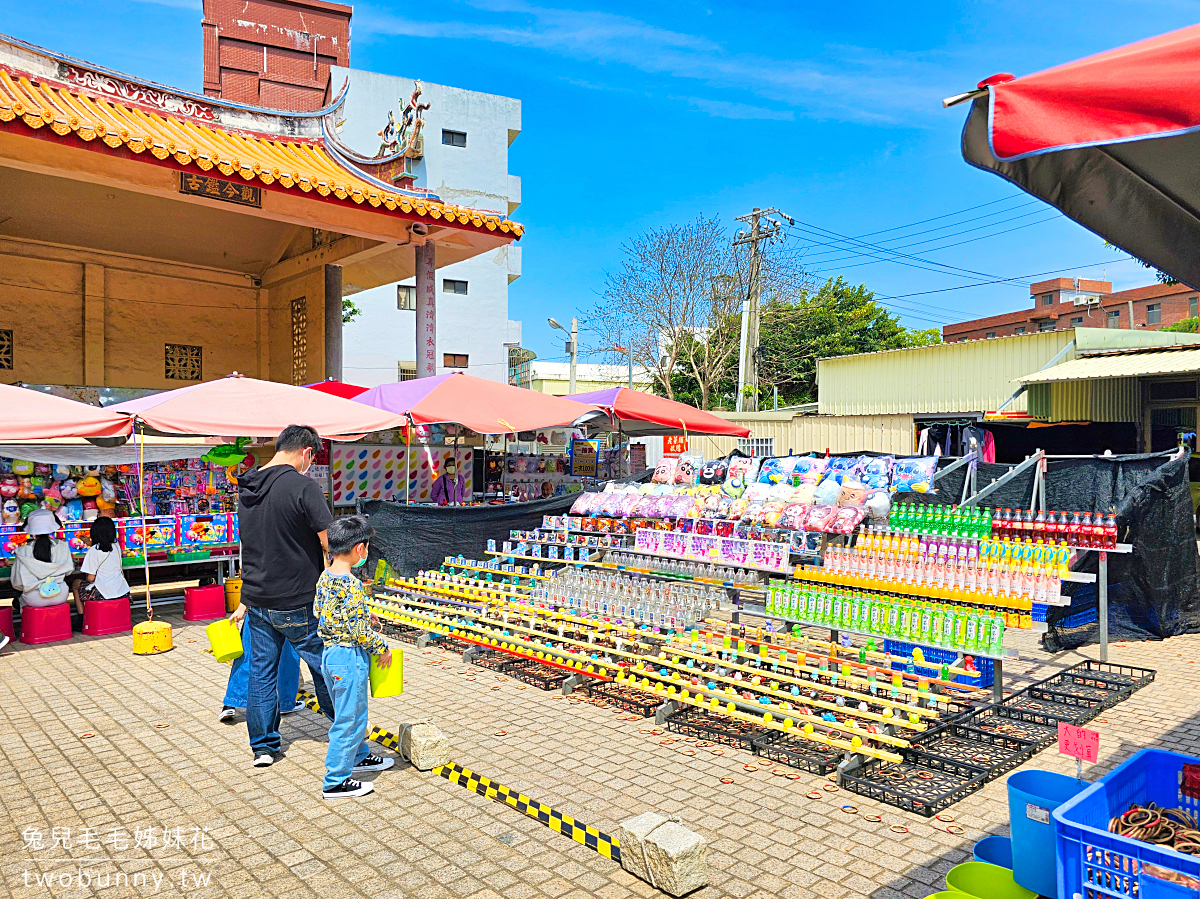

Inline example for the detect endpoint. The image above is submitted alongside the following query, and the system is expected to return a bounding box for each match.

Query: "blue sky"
[3,0,1196,363]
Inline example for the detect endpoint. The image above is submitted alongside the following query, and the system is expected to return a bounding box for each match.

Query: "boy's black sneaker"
[353,754,395,774]
[323,778,374,799]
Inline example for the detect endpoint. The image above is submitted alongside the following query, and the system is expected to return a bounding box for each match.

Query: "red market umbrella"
[304,378,369,399]
[108,374,405,438]
[355,372,601,434]
[0,382,132,439]
[955,24,1200,287]
[566,387,750,438]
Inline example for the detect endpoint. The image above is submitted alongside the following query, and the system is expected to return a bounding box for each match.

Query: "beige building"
[530,362,653,396]
[0,33,520,392]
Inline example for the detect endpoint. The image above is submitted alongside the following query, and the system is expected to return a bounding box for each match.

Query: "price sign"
[1058,722,1099,763]
[664,435,689,456]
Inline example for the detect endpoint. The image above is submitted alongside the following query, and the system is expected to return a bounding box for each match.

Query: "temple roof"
[0,33,523,239]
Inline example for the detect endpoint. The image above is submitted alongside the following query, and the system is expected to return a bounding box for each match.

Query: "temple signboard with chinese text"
[179,173,261,208]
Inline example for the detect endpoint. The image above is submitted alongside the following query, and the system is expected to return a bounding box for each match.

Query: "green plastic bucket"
[945,862,1036,899]
[369,648,404,698]
[205,618,243,663]
[924,892,976,899]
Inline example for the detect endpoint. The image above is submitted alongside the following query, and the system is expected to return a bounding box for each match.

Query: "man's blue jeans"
[321,643,371,790]
[224,618,301,710]
[246,604,332,756]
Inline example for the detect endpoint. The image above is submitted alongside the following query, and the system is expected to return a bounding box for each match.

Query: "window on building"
[1014,326,1026,335]
[737,437,774,458]
[1147,303,1161,325]
[397,362,417,381]
[1070,316,1084,326]
[443,279,468,296]
[165,343,202,381]
[397,285,416,311]
[441,129,467,148]
[443,353,469,369]
[1190,296,1198,319]
[0,329,11,370]
[985,331,996,339]
[1042,294,1053,306]
[1038,320,1057,332]
[1149,380,1198,401]
[1107,310,1121,328]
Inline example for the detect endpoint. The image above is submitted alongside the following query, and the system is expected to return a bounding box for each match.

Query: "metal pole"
[773,385,778,410]
[1099,550,1109,662]
[735,299,750,412]
[993,658,1003,704]
[627,343,633,389]
[569,317,578,395]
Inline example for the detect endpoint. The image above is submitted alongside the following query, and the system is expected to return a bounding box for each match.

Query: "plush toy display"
[17,478,35,501]
[59,478,78,500]
[81,498,99,521]
[19,501,37,520]
[63,498,83,521]
[76,475,102,498]
[42,482,63,512]
[1,498,19,525]
[0,475,16,498]
[11,459,34,476]
[29,476,46,499]
[51,464,70,481]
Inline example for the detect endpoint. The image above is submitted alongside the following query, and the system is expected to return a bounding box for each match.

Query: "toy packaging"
[892,456,938,494]
[180,514,230,546]
[861,455,894,490]
[121,516,178,553]
[791,457,828,485]
[652,458,677,485]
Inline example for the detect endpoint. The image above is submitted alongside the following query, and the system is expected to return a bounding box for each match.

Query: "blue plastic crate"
[884,639,994,688]
[1054,748,1200,899]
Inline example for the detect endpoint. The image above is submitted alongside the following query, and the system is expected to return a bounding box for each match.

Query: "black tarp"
[362,494,579,577]
[892,451,1200,649]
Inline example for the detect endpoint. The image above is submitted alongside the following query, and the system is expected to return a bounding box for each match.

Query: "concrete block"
[617,812,708,896]
[401,722,451,771]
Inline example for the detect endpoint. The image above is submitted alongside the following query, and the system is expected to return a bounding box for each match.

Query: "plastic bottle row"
[528,568,724,631]
[824,536,1065,605]
[606,551,759,586]
[766,580,1008,656]
[886,502,1118,547]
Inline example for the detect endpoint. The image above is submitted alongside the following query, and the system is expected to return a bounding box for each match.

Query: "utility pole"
[627,342,633,389]
[569,317,578,394]
[733,207,791,412]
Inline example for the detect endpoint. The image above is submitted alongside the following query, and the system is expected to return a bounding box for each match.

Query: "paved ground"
[0,610,1196,899]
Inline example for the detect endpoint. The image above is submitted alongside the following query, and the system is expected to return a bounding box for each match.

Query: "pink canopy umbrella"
[566,387,751,438]
[109,374,405,438]
[0,382,132,440]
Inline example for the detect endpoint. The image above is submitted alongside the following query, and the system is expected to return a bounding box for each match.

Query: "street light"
[548,316,578,394]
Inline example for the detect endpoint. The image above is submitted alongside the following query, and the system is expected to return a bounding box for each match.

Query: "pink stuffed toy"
[0,475,17,498]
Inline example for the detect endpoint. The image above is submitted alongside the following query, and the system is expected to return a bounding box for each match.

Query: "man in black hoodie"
[230,424,335,767]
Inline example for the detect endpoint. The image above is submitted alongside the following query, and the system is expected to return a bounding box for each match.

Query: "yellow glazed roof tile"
[0,68,523,238]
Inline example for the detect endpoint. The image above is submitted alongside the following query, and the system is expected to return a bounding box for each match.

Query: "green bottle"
[886,599,899,637]
[931,605,945,646]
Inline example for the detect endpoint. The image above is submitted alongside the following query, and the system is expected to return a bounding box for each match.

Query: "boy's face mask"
[352,543,369,568]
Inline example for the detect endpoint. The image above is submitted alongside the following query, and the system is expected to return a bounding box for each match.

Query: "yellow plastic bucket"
[224,577,242,613]
[132,620,174,655]
[369,648,404,698]
[206,618,243,663]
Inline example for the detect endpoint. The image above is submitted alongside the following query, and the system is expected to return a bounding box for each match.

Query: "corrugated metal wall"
[1025,378,1140,423]
[699,413,915,457]
[817,332,1075,415]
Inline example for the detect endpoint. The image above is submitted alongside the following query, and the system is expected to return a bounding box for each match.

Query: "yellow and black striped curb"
[433,761,622,863]
[297,691,401,751]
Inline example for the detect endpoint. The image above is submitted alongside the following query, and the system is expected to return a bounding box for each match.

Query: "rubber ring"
[710,749,725,756]
[865,814,882,822]
[154,723,170,729]
[680,749,695,756]
[935,813,956,822]
[806,791,823,799]
[917,772,936,781]
[822,783,838,792]
[639,729,653,734]
[660,739,676,745]
[946,824,965,836]
[841,805,858,814]
[787,773,803,781]
[494,730,507,736]
[79,732,95,739]
[720,777,735,784]
[743,764,759,772]
[772,769,788,777]
[465,676,476,681]
[890,825,909,834]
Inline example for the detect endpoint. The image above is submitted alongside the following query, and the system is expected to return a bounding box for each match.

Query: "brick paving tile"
[0,612,1193,897]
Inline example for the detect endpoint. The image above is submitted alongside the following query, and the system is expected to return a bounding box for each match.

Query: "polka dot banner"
[331,445,474,506]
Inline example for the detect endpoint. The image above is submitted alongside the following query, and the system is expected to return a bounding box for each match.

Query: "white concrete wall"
[333,67,522,387]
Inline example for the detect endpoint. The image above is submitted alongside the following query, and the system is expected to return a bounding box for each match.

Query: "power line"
[786,220,1000,281]
[855,195,1031,240]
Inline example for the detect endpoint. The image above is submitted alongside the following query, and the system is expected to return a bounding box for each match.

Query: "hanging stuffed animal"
[42,482,63,512]
[0,475,17,498]
[81,498,99,521]
[11,459,34,476]
[59,478,78,500]
[1,498,19,525]
[0,458,10,475]
[19,501,37,520]
[29,476,47,499]
[63,498,83,521]
[33,463,50,477]
[17,478,35,501]
[76,474,102,498]
[51,464,70,481]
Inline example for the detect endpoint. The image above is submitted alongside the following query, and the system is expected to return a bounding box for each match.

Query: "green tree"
[342,299,363,325]
[753,276,941,406]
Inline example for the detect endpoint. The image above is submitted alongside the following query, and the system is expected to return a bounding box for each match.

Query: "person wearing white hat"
[11,509,76,611]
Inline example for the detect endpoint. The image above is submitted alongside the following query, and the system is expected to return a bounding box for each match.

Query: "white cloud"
[353,2,954,125]
[685,97,794,120]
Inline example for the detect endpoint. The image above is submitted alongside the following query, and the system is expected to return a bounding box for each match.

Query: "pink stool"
[0,605,14,641]
[183,584,226,621]
[83,598,133,636]
[19,602,73,644]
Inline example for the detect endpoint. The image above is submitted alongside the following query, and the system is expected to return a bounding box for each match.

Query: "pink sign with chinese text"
[1057,722,1099,763]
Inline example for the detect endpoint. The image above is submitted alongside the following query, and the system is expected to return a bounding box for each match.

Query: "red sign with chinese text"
[1057,722,1099,763]
[663,435,689,456]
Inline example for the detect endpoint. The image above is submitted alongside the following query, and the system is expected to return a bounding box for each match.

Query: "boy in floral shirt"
[314,516,394,799]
